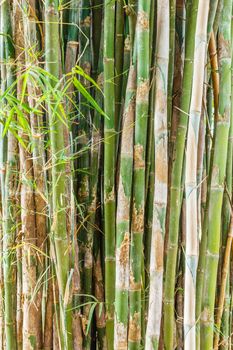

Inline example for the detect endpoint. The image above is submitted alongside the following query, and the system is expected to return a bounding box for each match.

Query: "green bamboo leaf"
[2,108,14,136]
[21,71,29,103]
[85,302,97,336]
[8,126,27,148]
[73,77,108,119]
[74,65,103,93]
[6,95,34,114]
[14,105,30,132]
[98,302,103,318]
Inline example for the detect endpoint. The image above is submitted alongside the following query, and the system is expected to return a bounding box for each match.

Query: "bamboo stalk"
[163,1,199,347]
[214,216,233,349]
[103,0,116,347]
[44,1,72,348]
[94,248,107,349]
[115,0,125,134]
[207,0,219,41]
[77,2,93,347]
[213,16,233,349]
[195,32,220,348]
[200,1,232,348]
[184,1,209,348]
[145,1,169,348]
[22,3,47,347]
[129,1,151,347]
[114,61,136,350]
[14,4,43,348]
[1,1,17,349]
[167,0,176,133]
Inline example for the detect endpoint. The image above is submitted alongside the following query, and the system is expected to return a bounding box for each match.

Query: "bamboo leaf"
[73,77,108,119]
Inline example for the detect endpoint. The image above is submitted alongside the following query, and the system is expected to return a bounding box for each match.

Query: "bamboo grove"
[1,0,233,349]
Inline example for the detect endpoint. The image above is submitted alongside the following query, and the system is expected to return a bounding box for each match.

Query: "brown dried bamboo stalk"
[14,2,43,348]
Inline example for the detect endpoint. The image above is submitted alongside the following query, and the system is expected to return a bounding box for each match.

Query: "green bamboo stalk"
[0,20,7,348]
[89,31,104,342]
[0,208,3,350]
[184,2,209,348]
[127,0,137,53]
[121,33,131,103]
[144,36,156,314]
[66,0,79,79]
[145,1,169,349]
[77,2,93,347]
[76,0,91,272]
[216,21,233,349]
[167,0,176,133]
[205,81,213,178]
[207,0,219,41]
[92,0,102,75]
[1,1,17,349]
[200,1,232,348]
[16,192,22,350]
[94,246,107,350]
[195,34,219,344]
[197,103,206,253]
[43,267,54,350]
[213,12,233,350]
[144,136,154,317]
[0,0,7,211]
[163,1,199,348]
[213,0,224,36]
[45,1,72,348]
[229,289,233,349]
[103,0,116,348]
[67,0,79,42]
[115,0,125,134]
[3,121,18,350]
[214,217,233,349]
[64,6,83,346]
[89,24,105,349]
[128,1,151,348]
[145,0,155,202]
[114,61,136,350]
[66,0,80,88]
